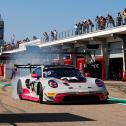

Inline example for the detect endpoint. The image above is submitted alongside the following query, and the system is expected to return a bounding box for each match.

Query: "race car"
[17,64,109,103]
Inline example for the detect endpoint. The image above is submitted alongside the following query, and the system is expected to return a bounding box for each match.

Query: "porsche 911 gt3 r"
[17,65,109,103]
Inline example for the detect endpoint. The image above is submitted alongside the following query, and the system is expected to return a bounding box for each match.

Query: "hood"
[60,76,86,82]
[60,77,106,92]
[59,77,90,90]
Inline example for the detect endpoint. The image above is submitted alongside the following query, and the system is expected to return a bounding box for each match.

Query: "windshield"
[43,68,86,82]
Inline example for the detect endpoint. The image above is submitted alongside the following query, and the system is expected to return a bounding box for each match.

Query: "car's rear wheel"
[38,82,43,104]
[17,79,23,100]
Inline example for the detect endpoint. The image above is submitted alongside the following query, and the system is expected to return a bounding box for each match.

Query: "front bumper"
[52,91,109,103]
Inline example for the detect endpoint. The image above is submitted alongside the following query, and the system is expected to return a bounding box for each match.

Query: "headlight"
[95,79,104,87]
[48,80,58,88]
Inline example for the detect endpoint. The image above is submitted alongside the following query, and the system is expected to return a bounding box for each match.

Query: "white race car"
[17,64,109,103]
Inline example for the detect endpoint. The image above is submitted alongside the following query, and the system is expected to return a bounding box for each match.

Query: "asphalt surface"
[0,81,126,126]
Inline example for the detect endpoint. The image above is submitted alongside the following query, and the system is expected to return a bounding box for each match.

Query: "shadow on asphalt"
[18,97,116,105]
[47,100,115,106]
[0,113,96,125]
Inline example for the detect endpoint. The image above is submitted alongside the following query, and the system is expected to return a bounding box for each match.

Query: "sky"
[0,0,126,42]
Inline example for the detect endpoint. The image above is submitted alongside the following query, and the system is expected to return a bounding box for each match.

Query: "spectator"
[85,20,89,33]
[25,37,30,42]
[74,24,78,35]
[33,36,37,40]
[11,64,17,80]
[43,32,46,42]
[100,16,106,30]
[88,19,94,32]
[95,16,100,30]
[78,22,82,34]
[16,41,20,48]
[51,31,54,41]
[22,37,30,42]
[106,14,115,28]
[116,12,122,26]
[45,32,49,42]
[53,30,57,40]
[122,8,126,25]
[82,21,86,34]
[43,32,49,42]
[11,42,15,49]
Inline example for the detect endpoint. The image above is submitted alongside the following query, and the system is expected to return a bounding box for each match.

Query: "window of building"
[108,41,123,54]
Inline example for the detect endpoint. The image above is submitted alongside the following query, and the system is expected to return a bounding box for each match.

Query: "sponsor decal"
[47,92,56,97]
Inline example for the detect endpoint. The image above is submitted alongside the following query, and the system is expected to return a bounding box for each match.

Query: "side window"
[25,79,30,89]
[34,67,42,75]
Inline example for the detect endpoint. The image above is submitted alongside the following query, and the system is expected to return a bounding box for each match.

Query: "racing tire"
[17,79,23,100]
[37,82,41,95]
[38,82,43,104]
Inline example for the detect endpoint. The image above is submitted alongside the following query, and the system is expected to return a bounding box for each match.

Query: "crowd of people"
[1,41,20,52]
[74,9,126,35]
[43,29,58,42]
[1,8,126,51]
[0,35,38,52]
[42,8,126,42]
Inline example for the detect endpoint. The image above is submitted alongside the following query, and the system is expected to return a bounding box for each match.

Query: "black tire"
[37,82,40,95]
[17,79,23,100]
[38,82,43,104]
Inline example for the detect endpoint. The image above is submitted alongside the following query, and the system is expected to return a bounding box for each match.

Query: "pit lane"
[0,82,126,126]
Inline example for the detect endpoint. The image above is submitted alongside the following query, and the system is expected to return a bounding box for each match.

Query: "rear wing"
[14,64,43,73]
[14,64,44,78]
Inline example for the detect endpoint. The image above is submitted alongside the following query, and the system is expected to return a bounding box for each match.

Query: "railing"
[41,24,126,43]
[1,24,126,53]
